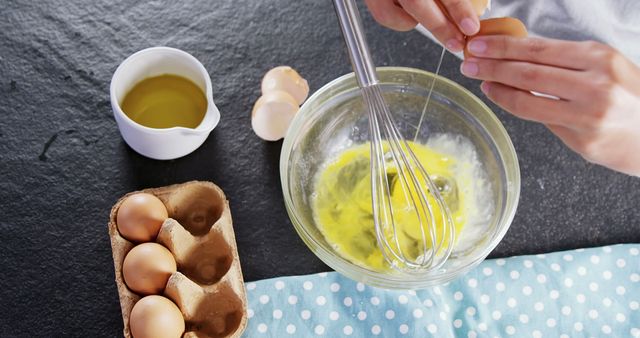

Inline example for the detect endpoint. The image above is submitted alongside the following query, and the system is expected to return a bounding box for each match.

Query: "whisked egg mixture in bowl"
[281,67,520,288]
[311,134,494,272]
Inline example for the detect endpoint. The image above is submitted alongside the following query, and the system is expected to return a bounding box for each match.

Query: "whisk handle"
[332,0,379,87]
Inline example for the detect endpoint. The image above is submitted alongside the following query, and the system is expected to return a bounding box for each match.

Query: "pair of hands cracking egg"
[251,66,309,141]
[366,0,526,57]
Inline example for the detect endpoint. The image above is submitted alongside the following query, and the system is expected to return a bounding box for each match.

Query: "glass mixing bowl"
[280,67,520,289]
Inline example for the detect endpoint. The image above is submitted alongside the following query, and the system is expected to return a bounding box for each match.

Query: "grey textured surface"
[0,0,638,337]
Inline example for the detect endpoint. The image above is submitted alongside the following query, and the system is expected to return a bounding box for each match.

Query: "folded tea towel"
[242,244,639,337]
[416,0,640,65]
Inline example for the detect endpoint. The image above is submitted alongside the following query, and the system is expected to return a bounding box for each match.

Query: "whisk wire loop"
[364,86,455,272]
[334,0,455,273]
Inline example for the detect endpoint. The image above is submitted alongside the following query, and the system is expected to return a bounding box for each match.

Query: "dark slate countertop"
[1,1,638,336]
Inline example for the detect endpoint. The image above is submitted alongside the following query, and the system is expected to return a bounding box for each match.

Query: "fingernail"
[468,39,487,55]
[460,60,479,76]
[480,82,491,94]
[460,18,479,36]
[445,39,464,52]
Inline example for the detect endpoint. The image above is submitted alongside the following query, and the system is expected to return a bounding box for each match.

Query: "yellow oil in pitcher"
[121,74,207,129]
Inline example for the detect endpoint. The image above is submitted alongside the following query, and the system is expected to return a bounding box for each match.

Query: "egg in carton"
[108,181,248,338]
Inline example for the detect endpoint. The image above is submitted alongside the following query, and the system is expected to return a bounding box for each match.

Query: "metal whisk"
[333,0,455,273]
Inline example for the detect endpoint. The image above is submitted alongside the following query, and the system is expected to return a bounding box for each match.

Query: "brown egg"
[130,295,184,338]
[123,243,177,295]
[464,17,528,58]
[117,193,168,242]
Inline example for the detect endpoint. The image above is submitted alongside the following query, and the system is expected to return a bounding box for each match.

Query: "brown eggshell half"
[261,66,309,105]
[251,90,299,141]
[464,17,528,58]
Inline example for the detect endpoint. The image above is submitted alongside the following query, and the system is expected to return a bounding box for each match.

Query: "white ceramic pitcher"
[110,47,220,160]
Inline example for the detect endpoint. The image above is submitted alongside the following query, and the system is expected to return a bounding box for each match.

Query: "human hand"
[461,36,640,176]
[363,0,485,52]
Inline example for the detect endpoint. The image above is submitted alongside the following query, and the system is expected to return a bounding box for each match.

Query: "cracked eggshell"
[261,66,309,105]
[251,90,299,141]
[464,17,527,58]
[476,17,527,37]
[472,0,491,16]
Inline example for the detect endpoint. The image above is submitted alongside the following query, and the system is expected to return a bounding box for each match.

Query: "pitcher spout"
[186,102,220,135]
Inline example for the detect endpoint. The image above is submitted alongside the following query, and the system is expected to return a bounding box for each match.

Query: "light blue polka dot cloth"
[241,245,639,337]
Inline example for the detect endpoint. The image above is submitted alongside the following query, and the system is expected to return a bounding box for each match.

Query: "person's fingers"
[438,0,480,36]
[364,0,418,31]
[398,0,465,52]
[461,58,589,100]
[480,81,586,127]
[466,36,605,70]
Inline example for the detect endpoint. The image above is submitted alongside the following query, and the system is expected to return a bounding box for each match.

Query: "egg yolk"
[312,141,469,272]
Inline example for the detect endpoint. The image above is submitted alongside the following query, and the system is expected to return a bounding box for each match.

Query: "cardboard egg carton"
[108,181,247,338]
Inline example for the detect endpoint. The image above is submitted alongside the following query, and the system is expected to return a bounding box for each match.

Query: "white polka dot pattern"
[242,245,639,337]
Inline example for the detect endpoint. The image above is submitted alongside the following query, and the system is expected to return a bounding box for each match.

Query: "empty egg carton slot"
[164,184,226,236]
[158,219,233,285]
[166,273,244,338]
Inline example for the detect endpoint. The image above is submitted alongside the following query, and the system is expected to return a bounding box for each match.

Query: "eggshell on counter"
[261,66,309,105]
[251,90,299,141]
